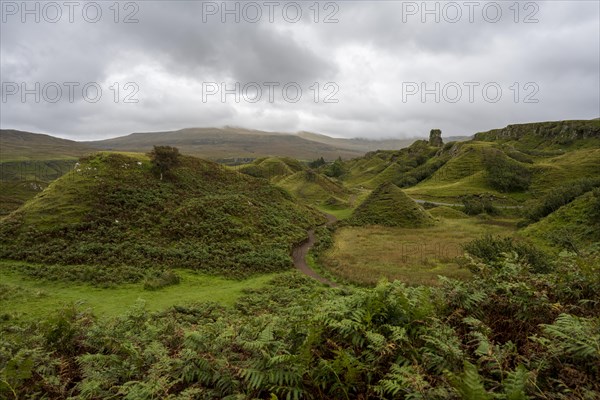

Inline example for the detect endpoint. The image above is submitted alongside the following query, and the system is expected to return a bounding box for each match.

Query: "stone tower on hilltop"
[429,129,443,147]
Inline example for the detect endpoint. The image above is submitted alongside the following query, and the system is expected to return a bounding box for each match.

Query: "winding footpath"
[412,198,523,209]
[291,213,339,287]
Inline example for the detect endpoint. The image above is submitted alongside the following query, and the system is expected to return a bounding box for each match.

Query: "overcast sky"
[1,0,598,140]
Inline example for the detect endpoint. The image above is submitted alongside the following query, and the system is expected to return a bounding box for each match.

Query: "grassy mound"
[0,153,323,278]
[277,170,352,206]
[429,206,468,219]
[340,140,444,188]
[237,157,304,180]
[238,157,353,207]
[349,183,434,227]
[523,188,600,251]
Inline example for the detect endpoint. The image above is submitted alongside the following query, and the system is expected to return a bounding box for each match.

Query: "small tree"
[149,145,180,180]
[325,157,345,178]
[308,157,326,169]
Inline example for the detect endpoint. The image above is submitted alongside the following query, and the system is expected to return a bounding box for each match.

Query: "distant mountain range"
[0,127,470,162]
[0,130,95,161]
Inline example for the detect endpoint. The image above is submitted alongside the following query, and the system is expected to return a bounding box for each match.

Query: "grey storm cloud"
[0,0,598,140]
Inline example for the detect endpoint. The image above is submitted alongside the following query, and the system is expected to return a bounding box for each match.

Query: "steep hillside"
[523,189,600,250]
[530,148,600,193]
[238,157,354,208]
[236,157,305,180]
[332,121,599,204]
[349,183,434,227]
[0,130,92,214]
[0,129,94,161]
[340,140,447,188]
[0,152,323,277]
[404,141,517,201]
[277,170,353,207]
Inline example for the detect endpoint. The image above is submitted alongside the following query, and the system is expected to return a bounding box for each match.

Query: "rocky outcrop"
[429,129,444,147]
[473,120,600,143]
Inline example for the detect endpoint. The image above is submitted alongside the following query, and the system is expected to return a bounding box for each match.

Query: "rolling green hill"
[403,141,510,201]
[1,121,599,400]
[0,130,97,215]
[335,120,600,204]
[0,129,94,161]
[523,188,600,251]
[277,170,353,207]
[0,152,323,278]
[339,140,446,188]
[237,156,355,212]
[236,156,305,179]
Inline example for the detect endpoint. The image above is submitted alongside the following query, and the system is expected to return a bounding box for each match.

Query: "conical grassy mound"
[349,183,434,227]
[0,152,323,278]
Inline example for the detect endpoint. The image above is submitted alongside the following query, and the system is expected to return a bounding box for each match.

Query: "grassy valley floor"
[0,263,278,321]
[321,216,518,286]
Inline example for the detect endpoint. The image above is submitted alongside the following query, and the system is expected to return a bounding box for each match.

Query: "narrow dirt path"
[412,198,522,209]
[291,213,339,287]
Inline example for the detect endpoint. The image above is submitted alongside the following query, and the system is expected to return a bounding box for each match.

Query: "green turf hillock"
[523,188,600,251]
[349,183,434,227]
[277,170,352,206]
[237,157,353,207]
[341,140,443,188]
[0,152,323,278]
[237,157,302,180]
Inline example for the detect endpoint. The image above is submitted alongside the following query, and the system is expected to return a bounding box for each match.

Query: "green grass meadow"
[0,264,277,320]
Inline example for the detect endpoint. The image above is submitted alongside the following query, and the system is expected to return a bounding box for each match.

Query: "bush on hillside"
[526,178,600,223]
[590,188,600,223]
[393,156,450,188]
[461,195,499,216]
[503,147,534,164]
[149,145,180,180]
[324,158,345,178]
[143,270,181,290]
[237,164,268,179]
[463,234,552,273]
[483,149,531,192]
[308,157,326,169]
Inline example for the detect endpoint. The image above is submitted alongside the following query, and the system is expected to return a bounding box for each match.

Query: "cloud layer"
[1,0,598,140]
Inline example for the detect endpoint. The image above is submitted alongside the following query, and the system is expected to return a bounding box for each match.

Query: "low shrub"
[526,178,600,223]
[461,195,499,216]
[143,270,181,290]
[463,234,552,273]
[483,149,532,192]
